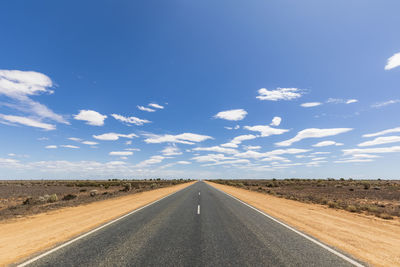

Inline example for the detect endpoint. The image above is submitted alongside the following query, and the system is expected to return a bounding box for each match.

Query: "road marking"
[18,183,197,267]
[209,185,364,267]
[199,192,201,195]
[197,205,200,214]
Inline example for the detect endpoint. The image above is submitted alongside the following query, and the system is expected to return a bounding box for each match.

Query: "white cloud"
[371,99,400,108]
[244,125,289,137]
[385,52,400,70]
[0,114,56,130]
[176,161,191,165]
[214,109,247,121]
[235,148,310,159]
[221,134,257,148]
[270,117,282,126]
[136,155,165,167]
[193,146,238,154]
[161,145,182,156]
[144,133,213,145]
[346,99,358,104]
[343,146,400,155]
[357,136,400,147]
[311,152,331,155]
[256,88,303,101]
[0,158,19,164]
[363,127,400,138]
[109,151,133,156]
[61,145,79,149]
[93,132,138,141]
[192,154,233,163]
[202,159,250,167]
[68,137,82,142]
[312,141,344,147]
[334,159,374,164]
[242,145,261,150]
[82,141,98,145]
[351,154,381,159]
[125,140,132,145]
[276,128,352,147]
[300,102,322,108]
[148,103,164,109]
[125,148,141,151]
[68,138,98,146]
[326,98,358,105]
[137,106,155,112]
[224,125,240,130]
[45,145,57,149]
[0,70,68,126]
[111,114,151,126]
[312,157,327,161]
[74,110,107,126]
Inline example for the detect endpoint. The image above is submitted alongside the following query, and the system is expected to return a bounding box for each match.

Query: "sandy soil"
[0,182,194,266]
[207,181,400,267]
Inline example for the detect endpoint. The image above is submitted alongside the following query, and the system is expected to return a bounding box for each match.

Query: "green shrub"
[48,194,58,203]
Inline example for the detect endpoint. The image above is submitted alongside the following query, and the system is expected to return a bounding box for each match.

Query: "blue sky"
[1,0,400,179]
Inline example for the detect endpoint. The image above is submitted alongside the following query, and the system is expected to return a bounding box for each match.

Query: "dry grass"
[0,179,192,221]
[209,179,400,219]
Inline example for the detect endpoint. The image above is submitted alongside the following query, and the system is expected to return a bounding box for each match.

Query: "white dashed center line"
[197,205,200,215]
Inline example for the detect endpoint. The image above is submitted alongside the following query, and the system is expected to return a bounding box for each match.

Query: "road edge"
[17,181,197,267]
[205,181,365,267]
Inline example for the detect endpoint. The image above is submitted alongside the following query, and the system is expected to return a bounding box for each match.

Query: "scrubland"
[0,179,191,221]
[210,179,400,219]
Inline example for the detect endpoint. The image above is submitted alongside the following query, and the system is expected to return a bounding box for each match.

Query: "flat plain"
[0,179,191,221]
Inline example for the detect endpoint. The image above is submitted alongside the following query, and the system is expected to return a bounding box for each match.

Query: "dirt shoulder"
[0,182,195,266]
[207,181,400,267]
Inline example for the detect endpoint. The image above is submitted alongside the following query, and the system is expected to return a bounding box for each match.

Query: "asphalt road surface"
[24,181,361,267]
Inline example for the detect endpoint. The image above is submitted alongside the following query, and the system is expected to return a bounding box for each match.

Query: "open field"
[0,181,195,266]
[0,179,191,221]
[209,179,400,219]
[207,181,400,267]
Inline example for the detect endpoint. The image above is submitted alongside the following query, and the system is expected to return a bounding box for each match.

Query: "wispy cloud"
[0,70,68,128]
[256,88,303,101]
[0,114,56,130]
[93,132,138,141]
[312,140,343,147]
[371,99,400,108]
[221,134,257,148]
[111,114,151,126]
[300,102,322,108]
[363,127,400,138]
[144,133,213,145]
[136,155,165,167]
[109,151,133,156]
[357,136,400,147]
[60,145,79,149]
[244,125,289,137]
[193,146,238,154]
[137,105,155,112]
[343,146,400,155]
[276,128,352,147]
[384,52,400,70]
[148,103,164,109]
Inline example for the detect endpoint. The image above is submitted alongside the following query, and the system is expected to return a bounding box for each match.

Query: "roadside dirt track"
[208,181,400,267]
[0,182,194,266]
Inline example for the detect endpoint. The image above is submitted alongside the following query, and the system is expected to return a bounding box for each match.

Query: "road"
[24,181,360,266]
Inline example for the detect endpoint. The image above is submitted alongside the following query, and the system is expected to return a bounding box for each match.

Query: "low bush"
[62,194,77,201]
